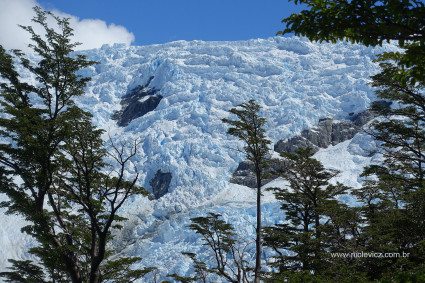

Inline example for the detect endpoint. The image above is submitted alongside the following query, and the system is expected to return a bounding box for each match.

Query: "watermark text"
[330,251,410,258]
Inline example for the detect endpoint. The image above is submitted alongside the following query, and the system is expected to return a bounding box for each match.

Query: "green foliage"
[167,273,199,283]
[101,257,156,283]
[352,14,425,280]
[172,100,271,283]
[280,0,425,47]
[354,165,425,279]
[167,253,208,283]
[186,213,251,283]
[222,99,271,283]
[0,260,48,283]
[380,267,425,283]
[189,213,237,253]
[222,99,271,170]
[0,6,152,282]
[264,147,354,279]
[278,0,425,281]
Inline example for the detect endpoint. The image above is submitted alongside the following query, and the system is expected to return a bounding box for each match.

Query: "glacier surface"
[0,36,397,281]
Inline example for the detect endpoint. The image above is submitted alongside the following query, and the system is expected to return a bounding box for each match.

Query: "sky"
[0,0,305,51]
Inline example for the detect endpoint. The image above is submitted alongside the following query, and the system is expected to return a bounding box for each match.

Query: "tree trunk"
[66,259,82,283]
[254,165,262,283]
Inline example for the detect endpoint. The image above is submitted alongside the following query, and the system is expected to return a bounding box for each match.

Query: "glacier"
[0,36,398,281]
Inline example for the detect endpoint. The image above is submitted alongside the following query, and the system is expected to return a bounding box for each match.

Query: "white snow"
[0,36,398,280]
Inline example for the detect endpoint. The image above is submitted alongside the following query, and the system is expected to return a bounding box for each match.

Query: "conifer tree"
[263,147,353,281]
[222,99,271,283]
[351,61,425,279]
[280,0,425,279]
[173,100,270,283]
[0,7,153,282]
[187,213,250,283]
[169,213,251,283]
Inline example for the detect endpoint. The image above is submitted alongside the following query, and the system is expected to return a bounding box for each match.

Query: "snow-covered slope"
[0,36,397,280]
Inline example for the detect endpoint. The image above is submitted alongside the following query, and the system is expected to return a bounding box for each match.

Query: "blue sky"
[1,0,305,51]
[38,0,305,46]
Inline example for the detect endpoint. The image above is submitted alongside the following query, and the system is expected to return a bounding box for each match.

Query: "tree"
[181,213,251,283]
[0,7,153,282]
[263,147,353,280]
[222,99,271,283]
[280,0,425,47]
[168,252,209,283]
[280,0,425,280]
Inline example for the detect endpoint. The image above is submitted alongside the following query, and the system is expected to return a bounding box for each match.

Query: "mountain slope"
[0,36,397,280]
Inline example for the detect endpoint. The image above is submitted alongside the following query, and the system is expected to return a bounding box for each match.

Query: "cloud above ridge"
[0,0,135,51]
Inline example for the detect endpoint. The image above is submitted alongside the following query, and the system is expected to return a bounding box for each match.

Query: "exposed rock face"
[112,76,163,127]
[274,109,376,154]
[349,109,376,126]
[230,161,257,188]
[230,159,288,189]
[149,170,172,199]
[230,109,377,188]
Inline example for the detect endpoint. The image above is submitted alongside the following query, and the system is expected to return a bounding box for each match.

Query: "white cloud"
[0,0,135,51]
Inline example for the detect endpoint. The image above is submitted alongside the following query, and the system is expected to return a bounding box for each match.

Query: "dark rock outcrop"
[230,109,378,188]
[230,161,257,188]
[112,76,163,127]
[274,109,376,154]
[230,159,288,189]
[149,170,172,199]
[349,110,376,126]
